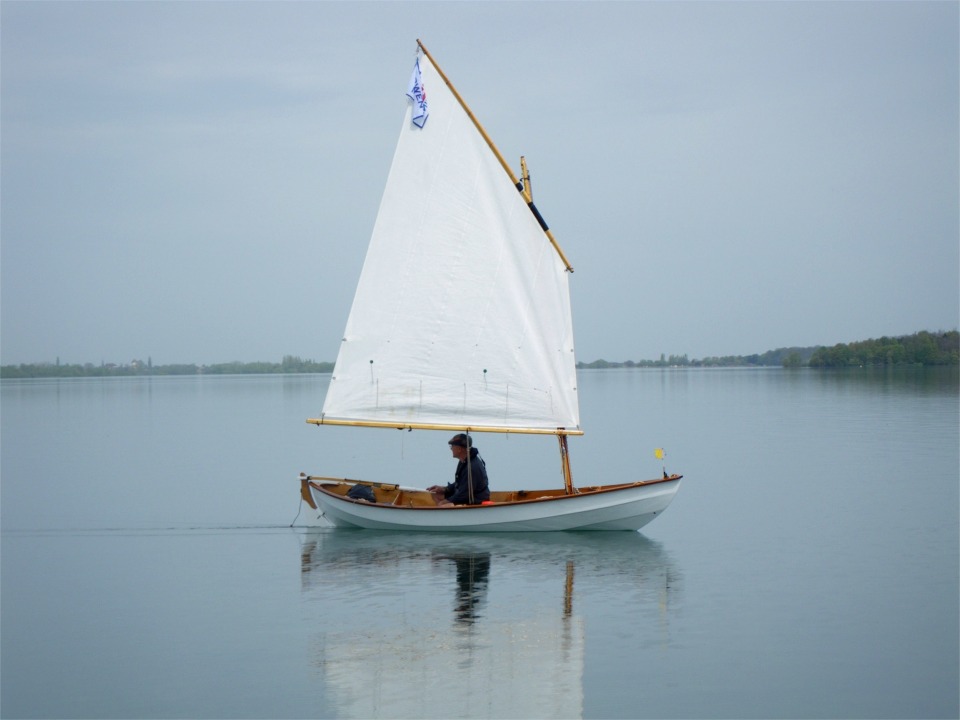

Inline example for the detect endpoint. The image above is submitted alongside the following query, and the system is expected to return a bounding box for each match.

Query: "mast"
[520,156,532,203]
[524,153,576,494]
[416,39,574,273]
[559,434,576,495]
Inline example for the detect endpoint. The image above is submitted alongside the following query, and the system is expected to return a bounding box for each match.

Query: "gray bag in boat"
[347,484,376,503]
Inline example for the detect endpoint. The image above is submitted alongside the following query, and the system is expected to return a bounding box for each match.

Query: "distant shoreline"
[2,331,956,379]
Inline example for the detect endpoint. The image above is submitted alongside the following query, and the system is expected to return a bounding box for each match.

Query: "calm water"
[2,368,957,719]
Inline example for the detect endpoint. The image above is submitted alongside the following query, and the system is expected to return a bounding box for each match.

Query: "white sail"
[318,616,585,719]
[321,52,579,432]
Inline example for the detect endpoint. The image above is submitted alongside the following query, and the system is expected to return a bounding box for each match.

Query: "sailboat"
[299,40,681,531]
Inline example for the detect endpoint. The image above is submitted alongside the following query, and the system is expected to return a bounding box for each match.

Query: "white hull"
[301,477,681,532]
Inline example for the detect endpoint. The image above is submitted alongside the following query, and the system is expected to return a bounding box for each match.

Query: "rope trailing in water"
[290,494,303,527]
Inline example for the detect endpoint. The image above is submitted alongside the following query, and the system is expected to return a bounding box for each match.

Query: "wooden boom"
[307,416,584,436]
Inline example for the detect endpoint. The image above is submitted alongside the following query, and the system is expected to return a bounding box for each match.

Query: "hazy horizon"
[5,327,957,368]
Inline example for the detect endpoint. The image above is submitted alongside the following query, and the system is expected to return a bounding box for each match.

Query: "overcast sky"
[2,1,957,365]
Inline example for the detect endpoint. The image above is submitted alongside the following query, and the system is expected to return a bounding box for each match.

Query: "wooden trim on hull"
[303,474,680,508]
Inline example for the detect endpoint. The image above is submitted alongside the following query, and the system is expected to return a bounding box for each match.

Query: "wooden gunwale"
[307,474,682,509]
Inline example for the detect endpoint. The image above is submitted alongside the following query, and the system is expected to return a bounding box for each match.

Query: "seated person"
[426,434,490,506]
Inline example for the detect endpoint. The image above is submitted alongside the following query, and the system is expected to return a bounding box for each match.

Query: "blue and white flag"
[406,58,429,128]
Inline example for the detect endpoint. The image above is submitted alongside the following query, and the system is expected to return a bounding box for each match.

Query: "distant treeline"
[0,355,333,379]
[577,346,818,369]
[577,331,959,369]
[3,331,957,379]
[807,331,958,367]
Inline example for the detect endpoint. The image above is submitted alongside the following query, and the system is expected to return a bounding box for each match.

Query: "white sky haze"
[2,1,957,365]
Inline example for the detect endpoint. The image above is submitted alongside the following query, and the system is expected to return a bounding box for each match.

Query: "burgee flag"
[406,58,429,128]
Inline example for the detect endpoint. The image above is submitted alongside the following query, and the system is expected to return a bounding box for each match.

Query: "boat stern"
[300,473,318,510]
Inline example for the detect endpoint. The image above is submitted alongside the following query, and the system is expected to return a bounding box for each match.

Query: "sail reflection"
[300,531,679,719]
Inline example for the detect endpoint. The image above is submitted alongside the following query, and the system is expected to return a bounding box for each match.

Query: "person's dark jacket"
[445,448,490,505]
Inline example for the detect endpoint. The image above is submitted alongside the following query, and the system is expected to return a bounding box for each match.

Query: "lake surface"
[2,368,958,719]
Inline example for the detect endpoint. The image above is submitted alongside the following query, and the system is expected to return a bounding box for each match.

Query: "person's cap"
[448,433,472,448]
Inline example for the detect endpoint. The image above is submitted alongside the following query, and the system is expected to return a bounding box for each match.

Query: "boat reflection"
[299,531,680,719]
